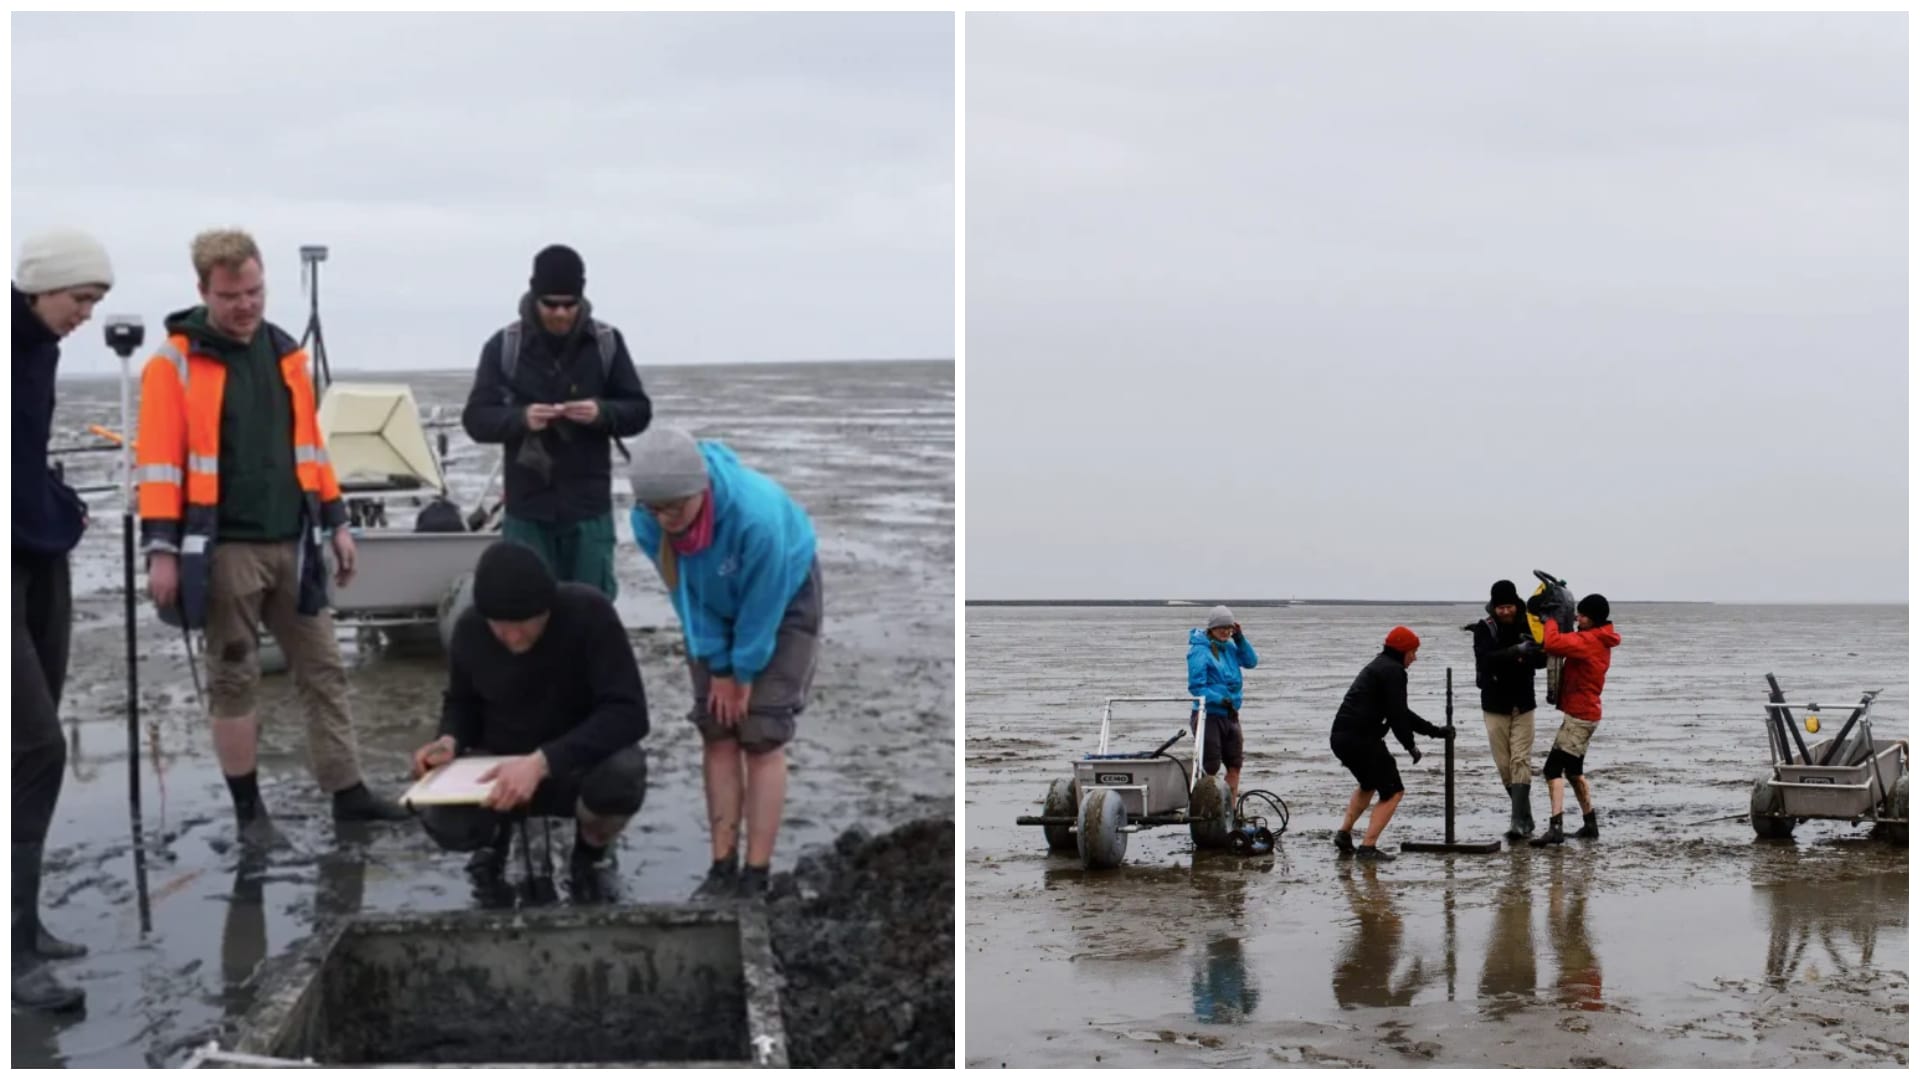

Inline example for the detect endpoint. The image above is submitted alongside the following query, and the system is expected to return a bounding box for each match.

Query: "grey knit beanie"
[1207,605,1235,630]
[628,427,710,504]
[14,227,114,294]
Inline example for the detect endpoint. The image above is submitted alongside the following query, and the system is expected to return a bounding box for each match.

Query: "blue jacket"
[1188,628,1258,713]
[629,441,817,683]
[13,287,87,556]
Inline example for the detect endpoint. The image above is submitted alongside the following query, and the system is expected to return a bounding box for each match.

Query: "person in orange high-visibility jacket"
[136,229,408,849]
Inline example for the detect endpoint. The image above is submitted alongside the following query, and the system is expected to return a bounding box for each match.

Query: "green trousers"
[501,513,618,600]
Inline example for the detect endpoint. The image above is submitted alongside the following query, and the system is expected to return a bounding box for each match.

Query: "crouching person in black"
[411,540,648,901]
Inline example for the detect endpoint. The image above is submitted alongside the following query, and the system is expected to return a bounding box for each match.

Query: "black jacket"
[12,288,87,556]
[1470,613,1546,714]
[1329,649,1445,755]
[439,583,649,779]
[461,296,652,524]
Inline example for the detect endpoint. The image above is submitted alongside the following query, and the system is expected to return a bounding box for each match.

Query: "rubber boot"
[1530,813,1566,847]
[1503,784,1531,841]
[568,831,620,905]
[1575,810,1599,840]
[12,847,84,1013]
[736,865,771,902]
[1518,782,1536,836]
[332,782,412,823]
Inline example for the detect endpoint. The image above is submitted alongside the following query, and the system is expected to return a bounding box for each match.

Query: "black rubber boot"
[693,852,740,900]
[13,844,85,961]
[1530,813,1566,847]
[1355,845,1396,862]
[1504,784,1531,841]
[332,782,411,823]
[238,812,293,852]
[13,847,84,1013]
[1518,782,1536,836]
[1575,810,1599,840]
[466,826,512,882]
[568,834,620,905]
[1334,830,1356,856]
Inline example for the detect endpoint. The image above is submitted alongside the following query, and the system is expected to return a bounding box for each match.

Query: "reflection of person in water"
[1477,856,1538,1016]
[1547,858,1603,1011]
[1191,935,1260,1023]
[1332,864,1431,1008]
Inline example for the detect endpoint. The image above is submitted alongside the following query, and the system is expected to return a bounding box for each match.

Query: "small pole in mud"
[105,316,154,933]
[1401,667,1502,855]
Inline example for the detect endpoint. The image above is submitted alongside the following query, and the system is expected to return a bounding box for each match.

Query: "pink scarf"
[671,487,717,556]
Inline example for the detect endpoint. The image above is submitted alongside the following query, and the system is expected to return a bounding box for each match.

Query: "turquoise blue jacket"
[629,442,817,682]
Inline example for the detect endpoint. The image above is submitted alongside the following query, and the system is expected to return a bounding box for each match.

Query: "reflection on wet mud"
[1333,863,1431,1009]
[1761,849,1905,990]
[1477,856,1538,1017]
[1190,936,1259,1023]
[1547,856,1603,1011]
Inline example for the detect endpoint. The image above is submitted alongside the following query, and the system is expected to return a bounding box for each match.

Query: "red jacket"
[1542,621,1621,723]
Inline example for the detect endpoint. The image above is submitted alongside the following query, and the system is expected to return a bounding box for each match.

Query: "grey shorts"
[688,559,822,754]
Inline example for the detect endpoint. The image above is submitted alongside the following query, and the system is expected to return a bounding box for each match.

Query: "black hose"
[1235,789,1290,836]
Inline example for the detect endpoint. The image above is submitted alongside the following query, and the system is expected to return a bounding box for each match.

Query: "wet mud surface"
[966,604,1907,1068]
[15,361,953,1067]
[768,816,956,1067]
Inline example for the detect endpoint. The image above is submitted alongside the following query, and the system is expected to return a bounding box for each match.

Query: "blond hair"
[190,228,262,285]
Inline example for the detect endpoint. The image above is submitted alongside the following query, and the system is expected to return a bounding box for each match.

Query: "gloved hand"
[1441,724,1457,740]
[1409,745,1424,765]
[1525,593,1548,617]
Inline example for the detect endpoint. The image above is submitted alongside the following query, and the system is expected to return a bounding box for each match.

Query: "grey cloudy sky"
[967,13,1906,604]
[14,13,953,375]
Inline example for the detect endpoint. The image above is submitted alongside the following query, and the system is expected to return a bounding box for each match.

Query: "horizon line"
[965,598,1907,607]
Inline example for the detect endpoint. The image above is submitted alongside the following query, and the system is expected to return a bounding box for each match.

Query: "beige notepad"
[400,756,513,807]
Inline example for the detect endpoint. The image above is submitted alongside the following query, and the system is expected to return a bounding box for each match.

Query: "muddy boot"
[1530,813,1565,847]
[467,827,512,882]
[238,812,293,853]
[692,853,740,900]
[568,835,619,905]
[1355,845,1395,862]
[1334,830,1356,857]
[736,864,770,902]
[12,851,84,1013]
[1575,810,1599,840]
[13,844,85,961]
[332,782,411,823]
[1505,784,1533,841]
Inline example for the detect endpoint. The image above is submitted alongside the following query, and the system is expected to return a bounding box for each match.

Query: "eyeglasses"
[537,296,580,311]
[644,495,697,517]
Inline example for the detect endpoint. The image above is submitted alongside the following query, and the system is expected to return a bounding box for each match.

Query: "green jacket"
[164,307,302,541]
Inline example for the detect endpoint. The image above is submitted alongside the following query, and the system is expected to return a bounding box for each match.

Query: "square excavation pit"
[229,905,787,1068]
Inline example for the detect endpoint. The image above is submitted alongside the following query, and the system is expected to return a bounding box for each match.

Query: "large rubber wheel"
[1077,787,1129,870]
[1189,774,1233,851]
[1880,774,1907,846]
[1750,775,1796,840]
[1043,777,1079,853]
[437,572,476,653]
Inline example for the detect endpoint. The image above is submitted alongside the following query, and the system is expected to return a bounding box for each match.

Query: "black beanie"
[530,244,586,297]
[1488,579,1523,610]
[1577,593,1611,625]
[473,541,556,621]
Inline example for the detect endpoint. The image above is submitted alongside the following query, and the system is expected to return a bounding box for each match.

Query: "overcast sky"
[14,13,953,375]
[967,13,1906,604]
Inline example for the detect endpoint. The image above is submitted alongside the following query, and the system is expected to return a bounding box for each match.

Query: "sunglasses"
[537,296,580,311]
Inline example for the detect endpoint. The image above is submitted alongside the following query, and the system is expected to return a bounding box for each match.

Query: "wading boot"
[568,833,620,905]
[332,782,411,823]
[1334,830,1356,857]
[12,850,84,1013]
[1530,813,1566,847]
[693,852,740,901]
[1505,784,1534,842]
[14,844,85,960]
[1575,810,1600,840]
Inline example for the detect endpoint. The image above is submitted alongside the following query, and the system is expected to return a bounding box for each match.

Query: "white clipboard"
[400,755,513,807]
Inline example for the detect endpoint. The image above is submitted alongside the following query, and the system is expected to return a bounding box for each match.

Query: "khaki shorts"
[688,560,822,755]
[1552,716,1599,759]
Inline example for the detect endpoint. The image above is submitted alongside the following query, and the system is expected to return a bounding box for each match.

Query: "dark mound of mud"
[766,817,954,1068]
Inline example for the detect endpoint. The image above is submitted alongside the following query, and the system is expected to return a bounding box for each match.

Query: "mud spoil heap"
[766,816,955,1068]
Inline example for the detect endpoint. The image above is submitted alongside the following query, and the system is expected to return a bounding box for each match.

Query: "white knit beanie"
[14,227,114,294]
